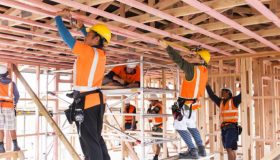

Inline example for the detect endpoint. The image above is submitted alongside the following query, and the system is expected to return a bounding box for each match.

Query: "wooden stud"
[11,64,81,160]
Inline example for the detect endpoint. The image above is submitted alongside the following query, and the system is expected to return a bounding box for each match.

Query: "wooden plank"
[162,69,168,158]
[110,0,269,25]
[0,151,24,160]
[162,154,215,160]
[11,64,81,160]
[154,0,180,10]
[139,13,274,40]
[260,146,280,160]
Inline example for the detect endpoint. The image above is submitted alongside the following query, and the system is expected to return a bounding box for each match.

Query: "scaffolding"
[5,55,280,160]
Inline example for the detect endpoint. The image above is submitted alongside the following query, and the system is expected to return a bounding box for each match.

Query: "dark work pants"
[76,105,110,160]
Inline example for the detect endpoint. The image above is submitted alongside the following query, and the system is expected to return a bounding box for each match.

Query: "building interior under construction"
[0,0,280,160]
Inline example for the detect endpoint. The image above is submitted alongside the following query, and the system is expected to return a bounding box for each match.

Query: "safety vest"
[152,102,163,127]
[220,99,238,123]
[111,66,140,84]
[124,105,135,123]
[72,41,106,109]
[180,66,208,110]
[0,82,14,108]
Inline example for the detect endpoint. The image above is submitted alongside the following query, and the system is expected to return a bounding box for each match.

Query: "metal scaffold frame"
[101,56,180,160]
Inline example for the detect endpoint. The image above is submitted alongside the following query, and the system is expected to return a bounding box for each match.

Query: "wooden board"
[0,151,24,160]
[162,154,215,160]
[12,64,81,160]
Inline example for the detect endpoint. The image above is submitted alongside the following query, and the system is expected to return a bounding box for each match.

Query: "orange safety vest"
[111,65,140,84]
[124,105,136,123]
[180,66,208,110]
[0,82,14,108]
[220,99,238,123]
[152,102,163,127]
[72,41,106,109]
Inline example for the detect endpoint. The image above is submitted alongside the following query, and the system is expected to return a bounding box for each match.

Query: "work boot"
[153,155,159,160]
[13,146,20,151]
[0,144,5,153]
[198,145,206,157]
[12,139,20,151]
[179,148,199,159]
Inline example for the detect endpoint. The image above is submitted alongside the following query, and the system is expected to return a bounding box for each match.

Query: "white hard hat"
[126,59,137,69]
[0,65,7,74]
[149,94,158,100]
[125,99,130,104]
[221,88,233,94]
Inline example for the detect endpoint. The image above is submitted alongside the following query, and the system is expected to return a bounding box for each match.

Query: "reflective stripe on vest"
[220,99,238,123]
[88,48,99,87]
[73,48,104,91]
[193,67,200,98]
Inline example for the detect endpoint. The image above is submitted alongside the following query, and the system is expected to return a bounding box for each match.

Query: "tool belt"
[221,122,242,135]
[152,123,163,132]
[64,89,104,124]
[171,97,197,120]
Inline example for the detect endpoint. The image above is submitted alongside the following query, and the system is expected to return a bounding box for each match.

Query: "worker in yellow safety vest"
[55,9,111,160]
[0,65,20,153]
[159,40,209,159]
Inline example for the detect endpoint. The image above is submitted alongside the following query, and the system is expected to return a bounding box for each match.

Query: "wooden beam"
[197,28,280,44]
[0,151,24,160]
[260,146,280,160]
[12,64,80,160]
[109,0,269,25]
[154,0,181,10]
[142,13,276,40]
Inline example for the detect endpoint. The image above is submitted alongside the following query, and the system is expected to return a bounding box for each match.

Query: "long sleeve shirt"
[55,16,76,49]
[206,84,241,107]
[0,78,20,105]
[166,46,194,81]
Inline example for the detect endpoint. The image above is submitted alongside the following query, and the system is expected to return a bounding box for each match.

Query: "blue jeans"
[177,128,203,149]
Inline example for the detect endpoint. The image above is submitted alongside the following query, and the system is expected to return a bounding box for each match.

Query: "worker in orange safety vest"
[159,40,209,159]
[124,99,137,130]
[0,65,20,153]
[147,94,164,160]
[206,85,241,160]
[55,9,111,160]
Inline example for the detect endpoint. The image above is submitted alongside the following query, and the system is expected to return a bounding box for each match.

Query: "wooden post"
[162,69,168,158]
[11,64,81,160]
[35,66,40,160]
[121,95,126,160]
[53,71,59,160]
[218,60,224,159]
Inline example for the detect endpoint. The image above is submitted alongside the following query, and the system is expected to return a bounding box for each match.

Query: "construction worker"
[124,99,136,130]
[103,60,140,88]
[55,9,111,160]
[159,40,208,159]
[206,84,241,160]
[0,65,20,153]
[147,94,163,160]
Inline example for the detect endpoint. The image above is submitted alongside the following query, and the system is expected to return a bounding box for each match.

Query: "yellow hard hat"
[86,24,111,43]
[196,49,211,64]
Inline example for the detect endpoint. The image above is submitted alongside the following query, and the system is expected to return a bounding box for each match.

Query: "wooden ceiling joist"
[0,0,279,68]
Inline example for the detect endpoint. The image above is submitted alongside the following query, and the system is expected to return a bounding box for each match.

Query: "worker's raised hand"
[56,9,71,18]
[71,19,84,29]
[158,40,168,49]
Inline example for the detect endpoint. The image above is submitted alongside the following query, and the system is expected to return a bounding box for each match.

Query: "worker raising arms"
[55,9,111,160]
